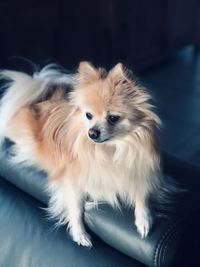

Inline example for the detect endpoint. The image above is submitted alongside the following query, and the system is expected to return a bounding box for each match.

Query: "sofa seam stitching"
[161,228,181,264]
[153,219,181,267]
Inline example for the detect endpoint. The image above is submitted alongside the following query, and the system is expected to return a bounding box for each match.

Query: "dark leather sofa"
[0,139,200,267]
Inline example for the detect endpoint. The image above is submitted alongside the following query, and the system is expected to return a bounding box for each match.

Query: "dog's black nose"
[88,128,100,140]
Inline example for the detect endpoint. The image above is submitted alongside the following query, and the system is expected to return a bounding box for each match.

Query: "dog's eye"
[86,112,93,120]
[107,115,120,124]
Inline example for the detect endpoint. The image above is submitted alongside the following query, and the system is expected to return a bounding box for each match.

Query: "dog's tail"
[0,64,76,142]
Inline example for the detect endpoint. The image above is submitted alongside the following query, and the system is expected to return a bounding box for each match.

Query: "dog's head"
[72,61,160,144]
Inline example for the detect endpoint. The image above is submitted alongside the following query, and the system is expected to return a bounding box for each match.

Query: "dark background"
[0,0,199,70]
[1,0,200,164]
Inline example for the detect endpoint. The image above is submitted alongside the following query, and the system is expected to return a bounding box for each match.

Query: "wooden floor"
[140,46,200,165]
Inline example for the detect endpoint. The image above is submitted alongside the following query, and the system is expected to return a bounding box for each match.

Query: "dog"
[0,62,162,247]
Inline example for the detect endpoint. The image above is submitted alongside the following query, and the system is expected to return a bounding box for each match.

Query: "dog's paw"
[70,227,92,247]
[135,211,153,238]
[73,232,92,247]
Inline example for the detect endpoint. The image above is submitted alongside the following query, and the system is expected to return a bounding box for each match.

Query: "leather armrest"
[0,140,200,267]
[84,154,200,267]
[85,195,199,267]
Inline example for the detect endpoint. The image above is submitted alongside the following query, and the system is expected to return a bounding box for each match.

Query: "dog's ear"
[109,63,124,77]
[78,61,100,83]
[109,63,134,85]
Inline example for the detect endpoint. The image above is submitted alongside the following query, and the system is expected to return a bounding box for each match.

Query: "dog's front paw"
[70,227,92,248]
[135,211,153,238]
[73,231,92,247]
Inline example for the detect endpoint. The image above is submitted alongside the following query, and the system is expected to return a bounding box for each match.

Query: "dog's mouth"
[92,137,111,143]
[88,136,112,143]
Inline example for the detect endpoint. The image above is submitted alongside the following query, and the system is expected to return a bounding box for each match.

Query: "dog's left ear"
[109,63,134,84]
[78,61,99,83]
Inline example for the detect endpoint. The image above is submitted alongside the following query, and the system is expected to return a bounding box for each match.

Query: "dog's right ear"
[78,61,99,83]
[109,63,134,83]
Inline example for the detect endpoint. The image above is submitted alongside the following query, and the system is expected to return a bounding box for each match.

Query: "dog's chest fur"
[78,140,139,205]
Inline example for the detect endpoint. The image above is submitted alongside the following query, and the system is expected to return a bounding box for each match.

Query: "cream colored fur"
[0,62,162,247]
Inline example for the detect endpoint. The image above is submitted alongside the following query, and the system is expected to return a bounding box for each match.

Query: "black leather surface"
[0,141,200,267]
[0,177,142,267]
[85,204,180,267]
[84,154,200,267]
[0,139,48,204]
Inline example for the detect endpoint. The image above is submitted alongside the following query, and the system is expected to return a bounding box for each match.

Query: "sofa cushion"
[0,177,140,267]
[1,139,200,267]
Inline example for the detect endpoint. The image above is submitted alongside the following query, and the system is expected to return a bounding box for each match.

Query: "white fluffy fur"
[0,65,76,141]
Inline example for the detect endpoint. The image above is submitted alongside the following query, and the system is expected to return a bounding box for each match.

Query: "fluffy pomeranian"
[0,62,162,247]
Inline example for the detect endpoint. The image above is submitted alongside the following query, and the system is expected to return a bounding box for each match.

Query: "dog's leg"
[134,195,153,238]
[66,189,92,247]
[48,181,92,247]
